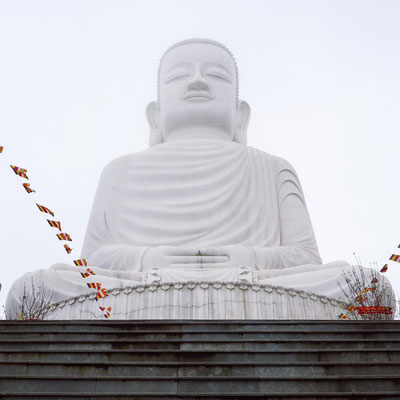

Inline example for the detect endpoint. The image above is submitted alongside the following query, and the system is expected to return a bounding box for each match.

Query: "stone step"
[1,338,399,351]
[1,329,399,340]
[1,360,400,377]
[1,348,398,362]
[2,321,398,398]
[1,320,399,333]
[1,375,400,394]
[2,392,400,399]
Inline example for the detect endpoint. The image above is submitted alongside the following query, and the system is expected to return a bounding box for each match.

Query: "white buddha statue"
[82,38,322,272]
[5,39,393,319]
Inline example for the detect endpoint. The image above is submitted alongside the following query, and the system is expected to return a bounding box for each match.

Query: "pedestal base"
[43,281,347,320]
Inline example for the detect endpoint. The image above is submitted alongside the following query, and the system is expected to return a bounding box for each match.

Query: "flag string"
[0,145,111,318]
[380,249,400,274]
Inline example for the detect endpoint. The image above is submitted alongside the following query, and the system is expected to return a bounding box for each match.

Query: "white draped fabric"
[81,138,322,271]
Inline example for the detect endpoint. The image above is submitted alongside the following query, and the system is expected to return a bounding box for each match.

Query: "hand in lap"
[142,245,252,269]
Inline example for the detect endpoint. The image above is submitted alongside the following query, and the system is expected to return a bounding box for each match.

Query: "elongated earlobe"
[146,101,163,146]
[234,100,250,145]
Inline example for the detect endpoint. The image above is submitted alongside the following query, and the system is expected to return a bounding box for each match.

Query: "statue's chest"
[115,151,280,246]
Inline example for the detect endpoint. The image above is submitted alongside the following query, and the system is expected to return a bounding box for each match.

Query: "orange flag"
[74,259,88,266]
[99,306,111,318]
[56,233,72,241]
[36,204,55,217]
[47,220,62,231]
[22,183,35,193]
[96,288,108,301]
[10,165,28,179]
[80,268,95,278]
[87,283,102,290]
[64,244,73,254]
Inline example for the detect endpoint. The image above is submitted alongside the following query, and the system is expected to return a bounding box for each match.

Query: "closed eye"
[165,73,191,83]
[205,72,232,83]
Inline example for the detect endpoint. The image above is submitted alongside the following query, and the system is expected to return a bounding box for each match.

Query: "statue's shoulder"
[248,146,297,175]
[99,150,149,181]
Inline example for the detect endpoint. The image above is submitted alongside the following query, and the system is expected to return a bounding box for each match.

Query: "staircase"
[0,320,400,399]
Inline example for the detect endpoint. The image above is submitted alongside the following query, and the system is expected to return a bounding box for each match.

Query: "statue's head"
[147,39,250,146]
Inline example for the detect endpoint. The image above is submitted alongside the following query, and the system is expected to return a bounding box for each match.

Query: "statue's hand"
[200,245,254,269]
[142,246,230,269]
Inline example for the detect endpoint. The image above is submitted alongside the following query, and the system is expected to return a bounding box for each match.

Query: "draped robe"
[6,138,391,317]
[82,138,322,270]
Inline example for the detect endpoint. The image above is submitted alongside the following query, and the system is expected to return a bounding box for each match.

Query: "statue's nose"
[187,71,208,91]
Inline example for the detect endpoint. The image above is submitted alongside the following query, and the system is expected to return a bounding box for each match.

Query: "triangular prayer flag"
[47,219,62,231]
[22,183,35,193]
[96,288,108,301]
[380,264,388,273]
[99,306,112,318]
[0,146,3,153]
[64,244,73,254]
[10,165,28,179]
[80,268,95,278]
[36,203,54,217]
[87,282,101,290]
[73,259,88,267]
[56,233,72,241]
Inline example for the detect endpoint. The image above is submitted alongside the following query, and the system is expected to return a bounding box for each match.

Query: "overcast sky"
[1,0,399,315]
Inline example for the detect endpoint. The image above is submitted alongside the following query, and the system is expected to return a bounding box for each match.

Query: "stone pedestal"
[44,282,347,320]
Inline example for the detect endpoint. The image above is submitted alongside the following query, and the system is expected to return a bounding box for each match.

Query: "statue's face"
[159,43,237,142]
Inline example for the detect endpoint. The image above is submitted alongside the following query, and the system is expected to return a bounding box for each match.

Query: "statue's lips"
[183,93,213,101]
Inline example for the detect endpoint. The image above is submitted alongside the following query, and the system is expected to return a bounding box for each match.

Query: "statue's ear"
[146,101,163,146]
[234,100,250,145]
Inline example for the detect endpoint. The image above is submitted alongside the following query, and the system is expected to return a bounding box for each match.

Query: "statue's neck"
[163,127,234,143]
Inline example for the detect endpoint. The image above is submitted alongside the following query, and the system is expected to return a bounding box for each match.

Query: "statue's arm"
[80,157,148,271]
[250,159,322,269]
[82,243,148,271]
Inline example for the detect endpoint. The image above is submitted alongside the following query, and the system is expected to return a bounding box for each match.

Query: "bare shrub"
[8,278,55,320]
[337,256,396,320]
